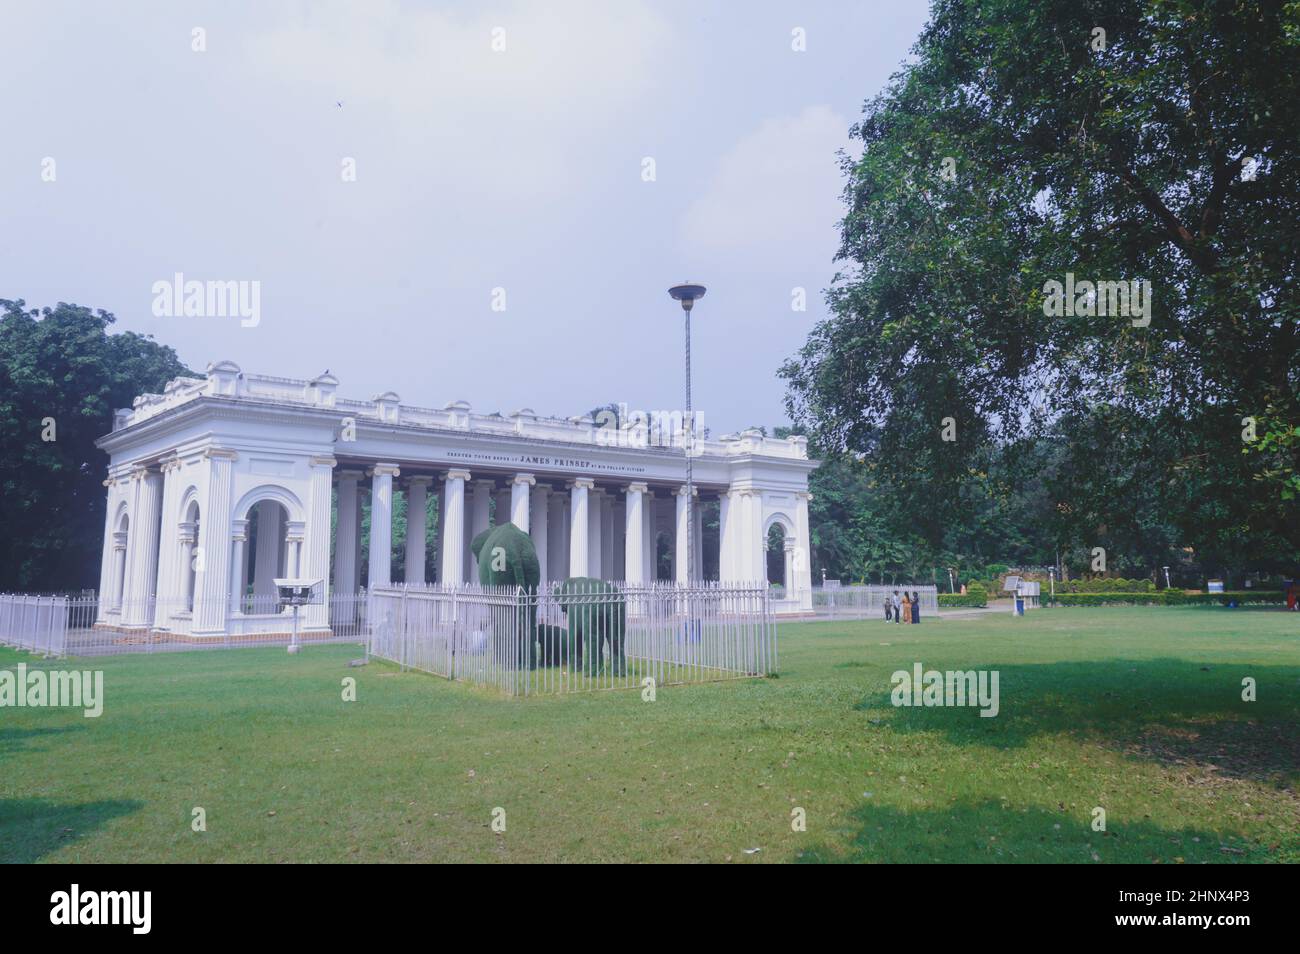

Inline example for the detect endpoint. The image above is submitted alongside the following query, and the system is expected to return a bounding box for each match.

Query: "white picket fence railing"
[367,580,777,696]
[0,594,70,656]
[0,592,369,657]
[812,584,940,619]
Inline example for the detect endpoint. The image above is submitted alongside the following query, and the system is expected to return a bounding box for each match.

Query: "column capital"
[368,463,401,478]
[309,455,338,468]
[285,519,306,544]
[512,473,536,487]
[795,491,813,501]
[444,469,472,482]
[674,484,699,497]
[570,478,595,490]
[130,463,156,481]
[203,446,238,461]
[232,518,250,542]
[626,481,649,495]
[159,454,182,473]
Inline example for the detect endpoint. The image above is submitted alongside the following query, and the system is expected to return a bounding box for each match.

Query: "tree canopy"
[0,299,194,591]
[781,0,1300,580]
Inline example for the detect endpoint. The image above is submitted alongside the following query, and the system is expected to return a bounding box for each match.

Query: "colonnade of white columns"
[97,456,812,638]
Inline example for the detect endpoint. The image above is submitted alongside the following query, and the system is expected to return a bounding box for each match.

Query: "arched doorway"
[243,500,290,613]
[764,515,796,599]
[767,523,787,591]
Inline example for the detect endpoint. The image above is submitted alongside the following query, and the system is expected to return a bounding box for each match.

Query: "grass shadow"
[0,724,87,756]
[0,797,143,863]
[856,658,1300,787]
[793,798,1278,863]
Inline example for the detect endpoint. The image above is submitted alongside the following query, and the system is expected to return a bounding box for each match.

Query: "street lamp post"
[668,282,706,583]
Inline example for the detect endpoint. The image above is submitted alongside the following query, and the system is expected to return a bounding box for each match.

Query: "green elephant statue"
[555,577,626,677]
[470,522,540,669]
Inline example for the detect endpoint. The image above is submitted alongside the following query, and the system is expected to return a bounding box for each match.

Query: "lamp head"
[669,282,707,313]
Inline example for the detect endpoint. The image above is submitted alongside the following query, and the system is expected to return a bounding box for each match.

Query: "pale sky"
[0,0,931,433]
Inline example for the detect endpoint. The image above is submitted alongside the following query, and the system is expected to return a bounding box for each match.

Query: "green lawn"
[2,607,1296,863]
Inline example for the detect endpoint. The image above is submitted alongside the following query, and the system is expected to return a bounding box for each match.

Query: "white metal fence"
[0,595,71,656]
[367,581,777,695]
[0,592,369,657]
[812,584,940,619]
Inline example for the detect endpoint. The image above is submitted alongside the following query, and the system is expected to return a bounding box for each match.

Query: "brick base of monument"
[90,623,337,644]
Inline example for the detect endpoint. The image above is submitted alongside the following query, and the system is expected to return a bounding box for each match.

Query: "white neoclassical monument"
[93,361,816,639]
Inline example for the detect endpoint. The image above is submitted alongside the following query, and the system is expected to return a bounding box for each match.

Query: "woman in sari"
[899,592,911,626]
[911,591,921,624]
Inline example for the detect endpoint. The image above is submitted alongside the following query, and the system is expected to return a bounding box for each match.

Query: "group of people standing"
[884,590,921,624]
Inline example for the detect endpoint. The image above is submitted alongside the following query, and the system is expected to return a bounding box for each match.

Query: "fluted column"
[405,476,432,584]
[368,463,400,588]
[794,491,814,610]
[96,476,120,620]
[511,473,534,533]
[783,538,796,591]
[625,482,646,584]
[568,478,592,577]
[124,466,163,627]
[495,488,511,527]
[741,491,760,582]
[441,470,470,586]
[469,478,492,580]
[693,501,704,580]
[194,448,236,635]
[745,491,763,583]
[333,470,363,595]
[149,460,178,627]
[531,483,550,584]
[643,492,655,582]
[304,456,336,628]
[719,489,736,582]
[675,486,691,584]
[229,520,249,616]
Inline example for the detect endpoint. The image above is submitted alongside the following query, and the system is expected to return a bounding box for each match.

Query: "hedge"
[939,592,988,608]
[1044,591,1284,607]
[1056,577,1156,593]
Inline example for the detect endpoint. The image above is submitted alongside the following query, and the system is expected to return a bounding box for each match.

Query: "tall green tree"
[782,0,1300,572]
[0,300,193,591]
